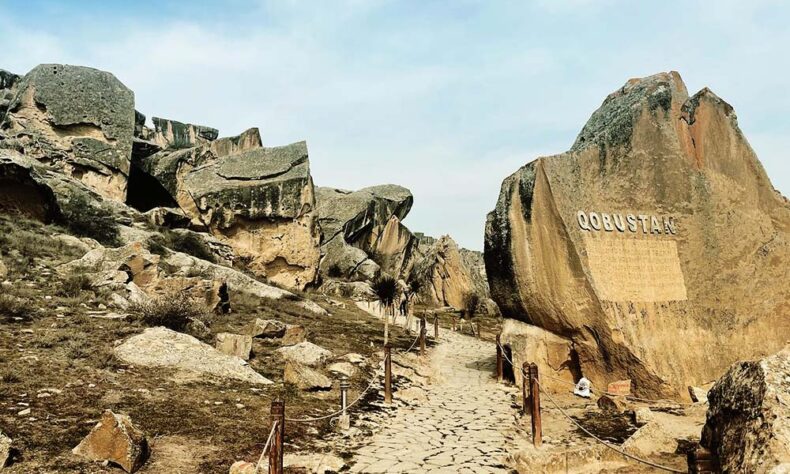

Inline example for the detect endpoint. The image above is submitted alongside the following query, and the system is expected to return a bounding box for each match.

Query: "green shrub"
[131,292,211,332]
[0,294,27,318]
[58,273,93,297]
[60,193,121,246]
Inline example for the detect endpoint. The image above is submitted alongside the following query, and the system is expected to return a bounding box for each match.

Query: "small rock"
[72,410,149,473]
[596,394,627,413]
[281,325,307,346]
[0,260,7,279]
[229,461,256,474]
[17,408,30,416]
[623,421,678,456]
[284,361,332,391]
[0,430,11,469]
[277,342,332,368]
[215,333,253,361]
[248,319,285,338]
[340,353,367,365]
[327,362,356,378]
[633,407,654,426]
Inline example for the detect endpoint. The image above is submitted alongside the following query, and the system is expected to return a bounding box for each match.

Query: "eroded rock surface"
[701,346,790,473]
[1,64,135,201]
[485,71,790,399]
[72,410,149,473]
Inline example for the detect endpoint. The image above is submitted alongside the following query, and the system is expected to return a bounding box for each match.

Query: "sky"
[1,0,788,250]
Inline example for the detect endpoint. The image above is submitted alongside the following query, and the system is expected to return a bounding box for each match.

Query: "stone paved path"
[348,328,516,473]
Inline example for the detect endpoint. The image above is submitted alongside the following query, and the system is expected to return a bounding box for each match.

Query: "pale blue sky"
[1,0,788,250]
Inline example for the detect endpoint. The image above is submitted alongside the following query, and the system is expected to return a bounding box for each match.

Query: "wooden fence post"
[528,363,542,447]
[269,399,285,474]
[384,344,392,404]
[495,334,503,382]
[522,362,530,416]
[419,317,426,356]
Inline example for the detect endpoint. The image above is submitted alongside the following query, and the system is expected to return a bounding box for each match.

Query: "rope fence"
[495,339,688,473]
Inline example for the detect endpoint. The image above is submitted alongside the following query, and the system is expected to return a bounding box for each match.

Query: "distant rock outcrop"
[0,64,135,201]
[410,235,482,309]
[485,71,790,399]
[701,346,790,472]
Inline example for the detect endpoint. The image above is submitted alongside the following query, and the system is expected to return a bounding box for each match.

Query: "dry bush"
[57,273,93,297]
[131,291,211,332]
[0,293,28,318]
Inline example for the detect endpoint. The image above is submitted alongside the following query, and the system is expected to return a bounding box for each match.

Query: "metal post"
[528,363,542,447]
[337,376,351,430]
[433,315,439,339]
[384,345,392,404]
[419,317,427,356]
[495,335,503,382]
[269,399,284,474]
[522,362,530,416]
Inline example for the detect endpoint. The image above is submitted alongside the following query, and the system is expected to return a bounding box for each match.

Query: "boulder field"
[486,71,790,399]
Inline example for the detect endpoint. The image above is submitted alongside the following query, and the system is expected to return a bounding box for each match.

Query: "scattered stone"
[688,386,708,404]
[284,361,332,391]
[281,325,307,346]
[327,362,356,378]
[248,319,285,338]
[114,327,272,385]
[215,333,253,361]
[283,452,346,473]
[596,394,627,413]
[340,353,367,365]
[17,408,30,416]
[277,342,332,368]
[72,410,150,473]
[0,430,11,469]
[622,421,678,457]
[701,346,790,472]
[0,260,6,279]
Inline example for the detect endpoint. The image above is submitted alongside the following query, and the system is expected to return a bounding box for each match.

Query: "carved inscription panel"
[583,235,688,302]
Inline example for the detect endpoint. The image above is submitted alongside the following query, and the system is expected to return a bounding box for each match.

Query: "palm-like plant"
[372,275,399,345]
[403,279,422,333]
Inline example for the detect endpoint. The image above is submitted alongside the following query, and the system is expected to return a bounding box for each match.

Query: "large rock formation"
[701,346,790,473]
[315,185,413,281]
[410,235,480,309]
[130,131,320,290]
[485,72,790,399]
[0,64,135,201]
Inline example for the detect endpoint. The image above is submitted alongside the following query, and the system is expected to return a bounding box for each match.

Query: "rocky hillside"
[0,63,492,310]
[485,71,790,400]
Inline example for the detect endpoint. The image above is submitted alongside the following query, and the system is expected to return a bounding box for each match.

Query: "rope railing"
[495,339,686,473]
[255,420,279,466]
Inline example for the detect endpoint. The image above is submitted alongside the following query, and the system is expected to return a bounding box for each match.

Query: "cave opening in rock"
[0,177,57,223]
[125,162,178,212]
[503,345,516,383]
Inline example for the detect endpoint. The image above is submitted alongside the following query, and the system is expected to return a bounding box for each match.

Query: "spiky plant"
[372,275,399,344]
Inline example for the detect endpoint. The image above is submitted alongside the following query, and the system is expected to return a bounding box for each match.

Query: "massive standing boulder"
[485,72,790,399]
[409,235,480,309]
[131,138,320,290]
[0,69,20,118]
[701,346,790,473]
[315,185,414,281]
[0,64,135,201]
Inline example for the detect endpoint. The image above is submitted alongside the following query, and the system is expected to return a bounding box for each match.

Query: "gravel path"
[348,323,516,473]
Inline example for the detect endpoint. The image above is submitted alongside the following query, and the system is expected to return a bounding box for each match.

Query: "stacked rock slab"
[315,185,413,281]
[133,129,320,290]
[0,64,135,202]
[485,71,790,399]
[410,235,480,309]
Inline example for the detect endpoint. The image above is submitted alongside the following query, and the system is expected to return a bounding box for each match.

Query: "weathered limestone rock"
[114,327,272,385]
[622,421,678,457]
[499,319,577,393]
[327,361,356,378]
[316,185,412,281]
[284,360,332,391]
[210,128,262,157]
[228,461,255,474]
[0,69,19,118]
[701,346,790,473]
[0,430,11,469]
[215,333,253,360]
[688,386,709,404]
[143,207,191,229]
[410,235,479,309]
[320,279,375,300]
[248,318,286,338]
[150,117,218,150]
[633,407,654,427]
[136,141,320,290]
[281,324,307,346]
[72,410,150,473]
[277,341,332,368]
[1,64,135,201]
[597,394,628,413]
[485,71,790,399]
